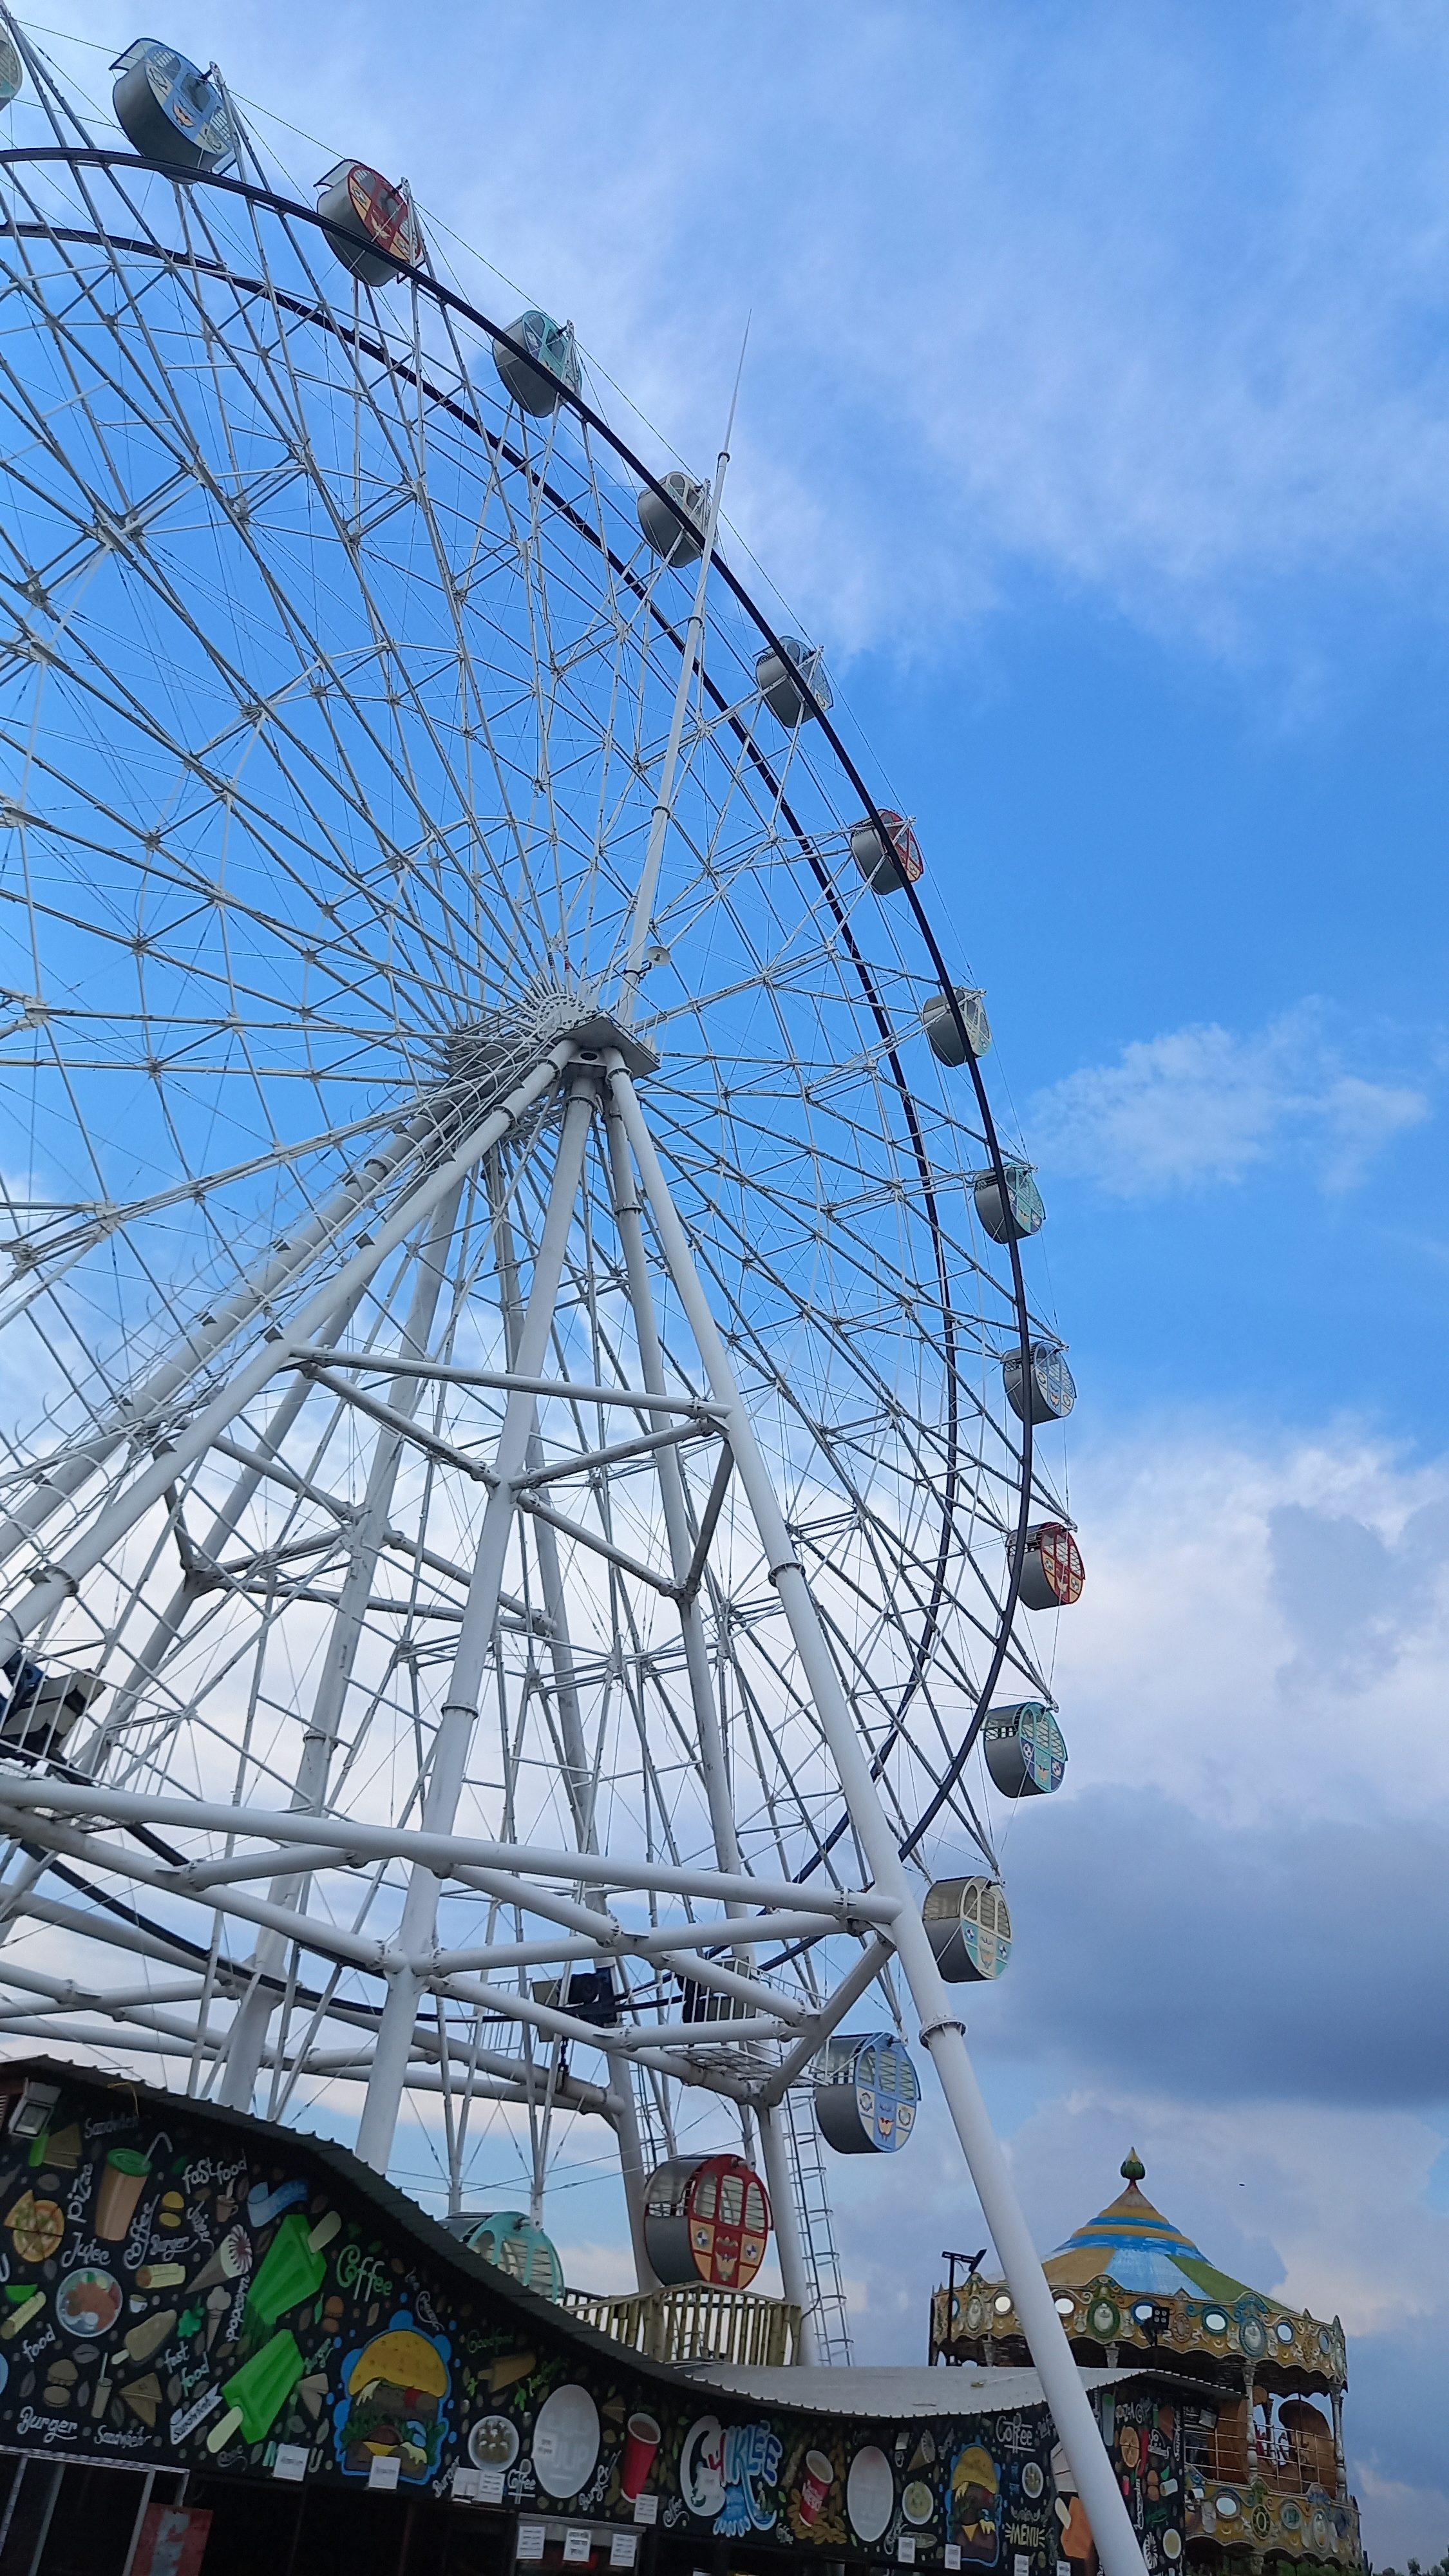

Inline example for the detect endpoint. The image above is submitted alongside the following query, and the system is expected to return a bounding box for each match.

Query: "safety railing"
[560,2283,802,2367]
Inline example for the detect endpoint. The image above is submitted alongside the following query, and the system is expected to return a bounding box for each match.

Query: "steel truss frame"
[0,44,1144,2566]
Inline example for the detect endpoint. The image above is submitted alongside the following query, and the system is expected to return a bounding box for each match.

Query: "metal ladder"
[783,2079,853,2363]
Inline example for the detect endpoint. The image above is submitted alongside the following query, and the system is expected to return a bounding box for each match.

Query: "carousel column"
[357,1075,597,2174]
[610,1060,1148,2576]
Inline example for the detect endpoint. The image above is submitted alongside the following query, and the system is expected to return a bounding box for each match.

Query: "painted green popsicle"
[206,2327,303,2450]
[243,2211,325,2332]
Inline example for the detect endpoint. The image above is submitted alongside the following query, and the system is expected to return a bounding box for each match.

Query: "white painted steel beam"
[607,1058,1147,2576]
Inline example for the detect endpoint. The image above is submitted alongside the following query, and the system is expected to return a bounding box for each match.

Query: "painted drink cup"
[620,2411,661,2502]
[95,2148,150,2242]
[800,2452,835,2528]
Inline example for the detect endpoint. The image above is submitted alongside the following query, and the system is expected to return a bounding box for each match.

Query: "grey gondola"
[0,32,23,108]
[1001,1341,1075,1425]
[493,310,582,418]
[850,810,923,893]
[982,1702,1068,1799]
[111,41,236,172]
[316,162,423,287]
[1014,1519,1084,1611]
[972,1160,1045,1244]
[922,1877,1012,1982]
[755,636,831,727]
[0,1662,104,1748]
[923,985,990,1064]
[638,469,710,566]
[813,2031,920,2154]
[642,2152,770,2289]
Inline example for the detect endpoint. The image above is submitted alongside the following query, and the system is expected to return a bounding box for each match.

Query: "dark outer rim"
[0,141,1054,1882]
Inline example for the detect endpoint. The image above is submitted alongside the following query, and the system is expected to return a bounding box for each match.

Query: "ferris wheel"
[0,22,1143,2571]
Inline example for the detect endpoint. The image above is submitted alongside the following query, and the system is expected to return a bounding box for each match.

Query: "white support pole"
[0,1043,574,1671]
[603,1103,741,1876]
[0,1774,896,1922]
[491,1153,659,2286]
[220,1180,466,2110]
[356,1076,598,2172]
[609,1061,1145,2576]
[606,1098,788,2298]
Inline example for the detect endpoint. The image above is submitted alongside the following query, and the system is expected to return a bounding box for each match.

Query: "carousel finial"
[1121,2148,1146,2183]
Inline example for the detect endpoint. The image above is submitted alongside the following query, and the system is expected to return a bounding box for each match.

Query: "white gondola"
[111,40,236,172]
[638,468,710,566]
[492,309,582,417]
[756,635,831,726]
[0,32,23,108]
[1002,1340,1075,1425]
[923,983,990,1062]
[922,1878,1012,1982]
[982,1701,1068,1798]
[316,163,424,286]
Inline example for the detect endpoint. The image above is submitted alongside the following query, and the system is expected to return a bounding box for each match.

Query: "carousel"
[930,2155,1361,2575]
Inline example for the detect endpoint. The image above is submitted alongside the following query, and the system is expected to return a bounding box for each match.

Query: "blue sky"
[21,0,1449,2555]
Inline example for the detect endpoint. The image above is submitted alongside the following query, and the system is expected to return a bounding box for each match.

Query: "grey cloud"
[1269,1497,1449,1687]
[1348,2312,1449,2527]
[969,1789,1449,2108]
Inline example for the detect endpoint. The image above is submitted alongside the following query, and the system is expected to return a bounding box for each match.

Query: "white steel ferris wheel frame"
[0,23,1144,2571]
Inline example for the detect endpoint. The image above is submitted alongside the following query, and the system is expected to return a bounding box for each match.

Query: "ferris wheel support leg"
[605,2070,660,2293]
[603,1104,742,1878]
[755,2101,820,2363]
[220,1183,467,2114]
[357,1079,598,2175]
[492,1153,659,2289]
[496,1174,663,2291]
[609,1064,1146,2576]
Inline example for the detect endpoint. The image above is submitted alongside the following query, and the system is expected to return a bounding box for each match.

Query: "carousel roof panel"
[1048,2156,1255,2304]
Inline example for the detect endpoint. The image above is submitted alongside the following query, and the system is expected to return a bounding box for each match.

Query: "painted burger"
[339,2328,448,2480]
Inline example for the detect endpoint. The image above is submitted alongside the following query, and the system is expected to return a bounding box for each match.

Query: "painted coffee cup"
[620,2412,661,2502]
[800,2451,835,2527]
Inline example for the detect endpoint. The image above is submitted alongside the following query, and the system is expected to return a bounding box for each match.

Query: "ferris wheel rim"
[0,134,1046,1858]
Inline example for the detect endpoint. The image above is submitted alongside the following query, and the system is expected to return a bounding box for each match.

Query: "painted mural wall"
[0,2063,1186,2570]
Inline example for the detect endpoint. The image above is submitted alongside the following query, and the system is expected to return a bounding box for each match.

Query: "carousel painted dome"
[931,2154,1359,2573]
[942,2150,1346,2383]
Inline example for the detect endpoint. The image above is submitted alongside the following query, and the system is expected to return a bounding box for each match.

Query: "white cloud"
[26,3,1449,661]
[1043,1409,1449,1824]
[1027,1003,1428,1197]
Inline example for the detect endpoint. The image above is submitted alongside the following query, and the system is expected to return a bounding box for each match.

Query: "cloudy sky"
[15,0,1449,2555]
